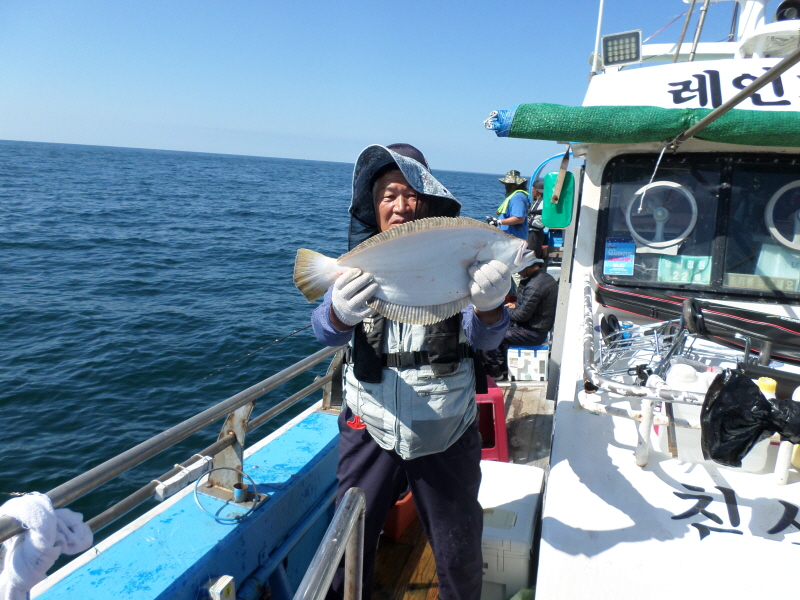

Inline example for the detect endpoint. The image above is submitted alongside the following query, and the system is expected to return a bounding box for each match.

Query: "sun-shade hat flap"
[350,144,461,229]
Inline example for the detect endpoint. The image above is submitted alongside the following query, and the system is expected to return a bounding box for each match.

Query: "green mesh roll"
[507,103,800,147]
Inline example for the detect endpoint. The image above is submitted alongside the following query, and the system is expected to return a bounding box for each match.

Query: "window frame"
[593,152,800,304]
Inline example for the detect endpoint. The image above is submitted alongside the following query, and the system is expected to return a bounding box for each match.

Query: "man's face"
[373,170,428,232]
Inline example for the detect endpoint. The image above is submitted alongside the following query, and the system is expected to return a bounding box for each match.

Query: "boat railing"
[292,487,365,600]
[578,279,798,477]
[0,344,347,545]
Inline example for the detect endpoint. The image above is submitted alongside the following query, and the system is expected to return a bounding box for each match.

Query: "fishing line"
[637,143,669,213]
[643,12,687,43]
[203,324,313,379]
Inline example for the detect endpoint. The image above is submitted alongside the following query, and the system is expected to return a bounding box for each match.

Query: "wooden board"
[374,519,438,600]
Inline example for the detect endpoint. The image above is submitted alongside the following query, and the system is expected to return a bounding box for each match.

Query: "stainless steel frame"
[293,487,366,600]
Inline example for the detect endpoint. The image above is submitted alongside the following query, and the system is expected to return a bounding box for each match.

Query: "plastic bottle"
[663,364,714,464]
[790,385,800,469]
[666,364,708,394]
[762,377,792,484]
[757,377,777,399]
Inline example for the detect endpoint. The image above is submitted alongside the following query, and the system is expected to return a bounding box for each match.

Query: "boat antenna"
[203,324,313,379]
[673,0,697,63]
[591,0,606,76]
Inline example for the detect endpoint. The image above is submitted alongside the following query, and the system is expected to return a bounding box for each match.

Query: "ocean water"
[0,140,501,534]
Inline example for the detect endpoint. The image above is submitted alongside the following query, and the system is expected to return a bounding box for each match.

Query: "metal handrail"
[87,433,237,532]
[293,487,366,600]
[87,372,338,533]
[0,344,344,544]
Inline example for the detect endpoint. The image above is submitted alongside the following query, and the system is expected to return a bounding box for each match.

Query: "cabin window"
[725,161,800,295]
[597,154,800,301]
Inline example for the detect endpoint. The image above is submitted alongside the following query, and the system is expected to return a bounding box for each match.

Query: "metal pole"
[293,487,366,600]
[635,399,655,467]
[670,44,800,148]
[673,0,697,63]
[728,1,740,42]
[344,499,365,600]
[689,0,712,62]
[592,0,606,75]
[0,344,342,544]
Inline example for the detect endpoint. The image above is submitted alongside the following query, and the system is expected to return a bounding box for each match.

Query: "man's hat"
[532,179,544,192]
[348,144,461,249]
[499,170,528,185]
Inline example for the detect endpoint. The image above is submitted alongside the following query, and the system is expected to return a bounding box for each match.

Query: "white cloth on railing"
[0,492,92,600]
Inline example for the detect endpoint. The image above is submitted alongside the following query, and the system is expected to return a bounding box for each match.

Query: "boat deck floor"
[372,382,554,600]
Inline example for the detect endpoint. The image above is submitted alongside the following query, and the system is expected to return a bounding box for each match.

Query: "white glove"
[468,260,511,312]
[332,268,380,327]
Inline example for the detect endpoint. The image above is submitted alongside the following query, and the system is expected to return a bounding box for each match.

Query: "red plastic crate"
[383,491,416,540]
[477,375,509,462]
[383,376,509,540]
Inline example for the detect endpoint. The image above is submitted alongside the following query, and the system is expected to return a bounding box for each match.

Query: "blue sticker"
[604,238,635,276]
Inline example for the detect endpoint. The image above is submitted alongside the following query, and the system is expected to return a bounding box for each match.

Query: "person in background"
[527,179,547,259]
[492,170,530,240]
[312,143,511,600]
[482,253,558,380]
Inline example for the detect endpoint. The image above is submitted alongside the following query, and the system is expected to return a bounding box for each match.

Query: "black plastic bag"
[701,369,800,467]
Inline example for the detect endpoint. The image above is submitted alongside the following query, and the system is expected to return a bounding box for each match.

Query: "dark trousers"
[327,406,484,600]
[483,327,548,379]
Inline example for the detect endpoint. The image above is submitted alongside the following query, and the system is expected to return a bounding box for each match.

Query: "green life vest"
[496,189,530,216]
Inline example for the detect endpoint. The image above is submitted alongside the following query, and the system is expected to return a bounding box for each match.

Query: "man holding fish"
[306,144,526,600]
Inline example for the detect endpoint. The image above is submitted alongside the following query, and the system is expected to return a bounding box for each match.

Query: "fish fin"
[343,216,499,258]
[368,297,471,325]
[294,249,339,302]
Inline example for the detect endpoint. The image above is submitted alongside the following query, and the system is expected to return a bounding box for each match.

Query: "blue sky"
[0,0,738,174]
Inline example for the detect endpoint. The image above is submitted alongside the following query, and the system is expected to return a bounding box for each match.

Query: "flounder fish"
[293,216,535,325]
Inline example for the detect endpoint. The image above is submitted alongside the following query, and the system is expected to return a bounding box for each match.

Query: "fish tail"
[513,243,537,272]
[293,249,340,302]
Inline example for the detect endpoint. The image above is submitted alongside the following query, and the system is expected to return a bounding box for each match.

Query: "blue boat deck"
[34,407,340,600]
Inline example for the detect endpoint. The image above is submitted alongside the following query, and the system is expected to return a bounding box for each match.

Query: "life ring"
[625,181,698,249]
[764,180,800,251]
